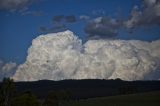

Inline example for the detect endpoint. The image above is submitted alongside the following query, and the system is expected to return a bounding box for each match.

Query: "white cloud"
[13,30,160,81]
[0,61,17,81]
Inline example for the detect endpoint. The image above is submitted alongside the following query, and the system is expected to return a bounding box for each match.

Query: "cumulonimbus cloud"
[13,30,160,81]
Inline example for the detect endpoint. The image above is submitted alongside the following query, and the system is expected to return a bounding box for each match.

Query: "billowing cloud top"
[13,30,160,81]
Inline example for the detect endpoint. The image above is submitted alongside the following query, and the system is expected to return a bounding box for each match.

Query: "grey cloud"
[52,15,77,23]
[85,0,160,38]
[39,26,48,33]
[39,23,66,33]
[40,15,76,33]
[20,10,43,16]
[125,0,160,30]
[79,15,90,21]
[65,15,76,23]
[143,0,157,7]
[84,17,122,39]
[49,24,66,33]
[0,0,37,11]
[92,9,106,16]
[52,15,65,23]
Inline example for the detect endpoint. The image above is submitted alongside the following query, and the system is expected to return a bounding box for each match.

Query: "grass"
[61,91,160,106]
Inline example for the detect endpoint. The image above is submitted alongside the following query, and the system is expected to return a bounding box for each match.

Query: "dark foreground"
[0,79,160,106]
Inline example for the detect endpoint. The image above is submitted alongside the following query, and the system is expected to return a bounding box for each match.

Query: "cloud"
[52,15,77,23]
[79,15,90,21]
[92,9,106,16]
[39,26,48,33]
[0,60,17,81]
[84,17,122,39]
[39,23,66,33]
[13,30,160,81]
[0,0,37,11]
[84,0,160,37]
[20,10,43,16]
[125,0,160,30]
[65,15,76,23]
[52,15,65,23]
[39,15,77,33]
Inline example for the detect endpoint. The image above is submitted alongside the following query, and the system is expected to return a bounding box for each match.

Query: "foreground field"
[62,91,160,106]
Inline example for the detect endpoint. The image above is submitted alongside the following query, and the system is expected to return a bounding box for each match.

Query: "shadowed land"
[62,91,160,106]
[1,78,160,106]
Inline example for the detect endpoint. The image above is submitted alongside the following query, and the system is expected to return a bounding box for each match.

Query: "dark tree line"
[0,78,71,106]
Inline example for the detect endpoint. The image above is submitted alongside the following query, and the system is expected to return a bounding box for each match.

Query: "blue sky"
[0,0,160,64]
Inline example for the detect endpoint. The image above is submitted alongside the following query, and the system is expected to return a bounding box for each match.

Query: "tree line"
[0,78,71,106]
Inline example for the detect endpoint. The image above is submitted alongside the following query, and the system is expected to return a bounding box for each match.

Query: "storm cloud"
[13,30,160,81]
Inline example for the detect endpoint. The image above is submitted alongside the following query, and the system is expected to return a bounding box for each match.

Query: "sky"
[0,0,160,64]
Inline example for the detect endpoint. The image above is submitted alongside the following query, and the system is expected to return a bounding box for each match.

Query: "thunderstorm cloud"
[13,30,160,81]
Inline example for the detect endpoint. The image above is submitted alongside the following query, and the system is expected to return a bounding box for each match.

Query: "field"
[62,91,160,106]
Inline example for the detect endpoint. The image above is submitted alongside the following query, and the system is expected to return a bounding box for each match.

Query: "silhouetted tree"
[11,91,39,106]
[56,90,71,101]
[43,90,71,106]
[119,85,138,94]
[43,91,58,106]
[0,78,15,106]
